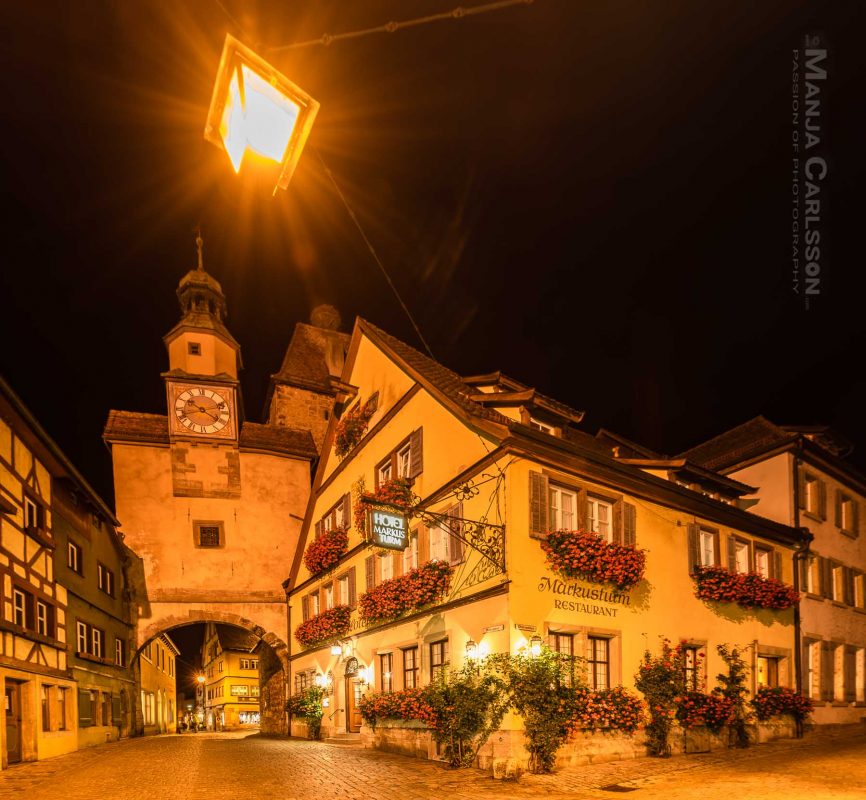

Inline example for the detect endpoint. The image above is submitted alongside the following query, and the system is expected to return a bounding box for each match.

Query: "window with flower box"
[529,471,637,546]
[323,583,334,610]
[728,537,751,574]
[755,546,771,578]
[315,494,351,537]
[301,592,320,621]
[378,552,393,582]
[336,568,357,608]
[757,656,780,689]
[687,525,720,572]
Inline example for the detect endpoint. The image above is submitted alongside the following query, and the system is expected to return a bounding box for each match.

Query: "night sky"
[1,0,864,506]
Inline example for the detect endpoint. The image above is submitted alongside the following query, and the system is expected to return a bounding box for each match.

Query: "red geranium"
[692,566,799,610]
[303,528,349,577]
[354,477,415,534]
[541,529,646,590]
[751,687,813,722]
[334,397,377,458]
[358,688,439,729]
[294,605,351,649]
[359,560,452,624]
[568,686,644,734]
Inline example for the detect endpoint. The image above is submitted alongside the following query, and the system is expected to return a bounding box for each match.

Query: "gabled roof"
[215,624,259,653]
[103,411,316,460]
[272,322,351,394]
[680,417,799,471]
[358,319,512,427]
[463,371,585,424]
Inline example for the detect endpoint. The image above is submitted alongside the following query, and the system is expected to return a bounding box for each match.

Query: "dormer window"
[529,417,555,435]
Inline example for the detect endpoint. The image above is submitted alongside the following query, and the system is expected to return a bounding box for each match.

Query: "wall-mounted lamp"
[465,639,478,661]
[529,634,543,658]
[330,643,343,657]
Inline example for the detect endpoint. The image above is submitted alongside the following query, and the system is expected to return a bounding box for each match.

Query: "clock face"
[173,388,232,435]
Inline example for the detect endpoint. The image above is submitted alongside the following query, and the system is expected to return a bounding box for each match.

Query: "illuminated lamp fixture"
[330,643,343,657]
[529,634,543,658]
[465,639,478,661]
[204,34,320,192]
[196,674,206,684]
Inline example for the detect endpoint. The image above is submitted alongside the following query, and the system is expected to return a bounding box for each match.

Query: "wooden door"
[345,679,363,733]
[5,684,22,764]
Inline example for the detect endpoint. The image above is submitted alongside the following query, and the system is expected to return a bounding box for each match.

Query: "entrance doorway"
[345,679,363,733]
[5,682,22,764]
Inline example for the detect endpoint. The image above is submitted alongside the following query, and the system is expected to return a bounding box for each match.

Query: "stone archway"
[134,610,289,736]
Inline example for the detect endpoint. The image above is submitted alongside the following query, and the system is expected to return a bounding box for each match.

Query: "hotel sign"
[369,509,409,551]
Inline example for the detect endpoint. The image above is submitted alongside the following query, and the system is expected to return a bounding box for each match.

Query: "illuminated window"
[378,552,393,582]
[36,601,48,636]
[699,529,718,567]
[338,574,350,606]
[732,539,750,574]
[397,443,412,478]
[430,639,448,681]
[586,496,613,542]
[92,628,103,659]
[402,646,419,689]
[115,638,125,667]
[324,583,334,610]
[757,655,780,688]
[13,588,25,626]
[549,485,577,530]
[683,646,701,691]
[67,540,83,574]
[42,686,50,731]
[97,563,115,596]
[529,417,554,434]
[587,637,610,690]
[755,548,771,578]
[552,632,575,685]
[402,531,419,573]
[379,652,393,693]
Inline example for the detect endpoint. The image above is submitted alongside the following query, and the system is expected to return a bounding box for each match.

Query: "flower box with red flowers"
[541,529,647,591]
[674,691,735,733]
[568,686,645,734]
[358,560,452,625]
[358,687,439,729]
[354,477,415,535]
[334,397,377,458]
[303,528,349,577]
[294,605,351,649]
[692,566,799,610]
[750,687,813,722]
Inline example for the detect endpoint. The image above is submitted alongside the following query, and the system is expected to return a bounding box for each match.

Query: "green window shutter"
[528,471,549,539]
[78,689,93,728]
[687,524,699,575]
[408,428,423,478]
[622,503,637,547]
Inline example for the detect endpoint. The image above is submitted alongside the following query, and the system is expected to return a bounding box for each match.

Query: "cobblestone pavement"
[2,726,865,800]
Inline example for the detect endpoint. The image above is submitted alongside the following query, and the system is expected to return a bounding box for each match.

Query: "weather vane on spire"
[195,226,204,271]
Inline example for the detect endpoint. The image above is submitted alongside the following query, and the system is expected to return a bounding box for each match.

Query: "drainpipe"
[791,450,813,737]
[286,587,292,736]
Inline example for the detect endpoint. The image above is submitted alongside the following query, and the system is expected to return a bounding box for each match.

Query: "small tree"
[425,661,510,767]
[715,644,751,748]
[634,639,688,757]
[492,649,584,773]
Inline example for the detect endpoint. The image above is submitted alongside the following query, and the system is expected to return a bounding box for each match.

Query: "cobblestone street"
[2,726,865,800]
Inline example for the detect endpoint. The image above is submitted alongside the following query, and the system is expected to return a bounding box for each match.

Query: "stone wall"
[259,644,288,735]
[270,385,333,451]
[359,719,799,777]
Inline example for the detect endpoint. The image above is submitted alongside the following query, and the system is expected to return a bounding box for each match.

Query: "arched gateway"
[103,248,346,735]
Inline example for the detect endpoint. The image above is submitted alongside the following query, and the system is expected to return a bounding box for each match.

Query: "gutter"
[791,446,813,737]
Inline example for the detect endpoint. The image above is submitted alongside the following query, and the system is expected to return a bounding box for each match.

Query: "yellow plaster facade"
[285,322,803,763]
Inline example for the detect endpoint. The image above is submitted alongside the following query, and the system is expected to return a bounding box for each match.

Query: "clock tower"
[163,234,241,444]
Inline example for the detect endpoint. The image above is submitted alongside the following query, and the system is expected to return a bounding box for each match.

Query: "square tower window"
[194,521,224,548]
[188,342,202,356]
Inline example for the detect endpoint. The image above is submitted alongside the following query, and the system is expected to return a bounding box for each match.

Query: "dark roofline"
[596,428,663,459]
[615,458,758,496]
[0,375,119,526]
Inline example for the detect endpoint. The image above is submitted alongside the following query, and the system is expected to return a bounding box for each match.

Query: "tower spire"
[195,227,205,272]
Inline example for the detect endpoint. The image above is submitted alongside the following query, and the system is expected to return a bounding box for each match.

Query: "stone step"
[324,734,362,746]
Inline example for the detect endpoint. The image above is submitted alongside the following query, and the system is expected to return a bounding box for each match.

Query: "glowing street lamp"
[205,34,320,192]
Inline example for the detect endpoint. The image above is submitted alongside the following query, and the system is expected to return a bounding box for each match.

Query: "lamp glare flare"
[220,65,300,174]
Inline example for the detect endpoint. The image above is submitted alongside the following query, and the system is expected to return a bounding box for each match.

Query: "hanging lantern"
[205,34,320,192]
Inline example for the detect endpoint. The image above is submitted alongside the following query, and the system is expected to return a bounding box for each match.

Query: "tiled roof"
[240,422,317,459]
[104,411,316,459]
[104,411,169,444]
[215,624,259,653]
[679,417,796,471]
[273,323,351,392]
[358,319,512,426]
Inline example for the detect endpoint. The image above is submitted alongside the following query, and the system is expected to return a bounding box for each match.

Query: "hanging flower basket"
[294,605,351,649]
[359,560,452,624]
[354,477,415,535]
[541,529,646,591]
[334,397,377,458]
[692,566,799,610]
[750,687,813,722]
[303,528,349,577]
